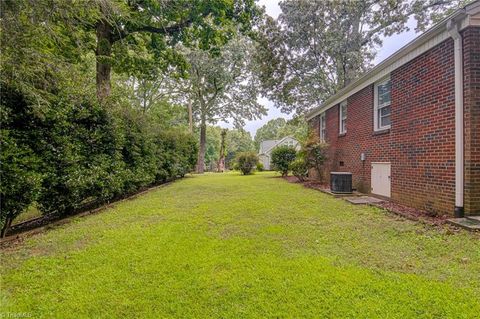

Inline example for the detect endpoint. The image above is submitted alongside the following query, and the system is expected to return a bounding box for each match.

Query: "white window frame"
[339,100,347,134]
[319,112,326,142]
[374,77,392,131]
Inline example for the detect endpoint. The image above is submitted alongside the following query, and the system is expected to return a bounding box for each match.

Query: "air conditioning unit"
[330,172,352,193]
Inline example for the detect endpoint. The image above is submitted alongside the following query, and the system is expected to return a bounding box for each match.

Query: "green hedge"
[271,146,297,177]
[0,85,197,235]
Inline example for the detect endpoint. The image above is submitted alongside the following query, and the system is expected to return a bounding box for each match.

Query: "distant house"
[306,1,480,217]
[258,136,300,170]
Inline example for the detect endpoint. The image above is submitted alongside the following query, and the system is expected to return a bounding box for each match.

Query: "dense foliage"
[235,152,259,175]
[300,134,329,182]
[289,158,308,182]
[0,130,41,237]
[0,0,262,237]
[225,129,255,168]
[200,126,255,171]
[0,85,197,235]
[255,0,466,115]
[256,162,264,172]
[271,146,297,177]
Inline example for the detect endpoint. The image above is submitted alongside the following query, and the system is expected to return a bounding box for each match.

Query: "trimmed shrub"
[0,131,42,237]
[271,146,296,176]
[256,162,264,172]
[236,152,258,175]
[301,133,328,181]
[0,84,198,236]
[0,87,42,236]
[290,157,308,182]
[36,98,127,215]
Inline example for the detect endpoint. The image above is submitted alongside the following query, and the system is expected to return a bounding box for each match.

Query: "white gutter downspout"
[447,18,465,218]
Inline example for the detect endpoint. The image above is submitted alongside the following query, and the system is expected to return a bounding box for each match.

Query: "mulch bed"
[282,175,450,227]
[370,201,450,226]
[283,175,330,190]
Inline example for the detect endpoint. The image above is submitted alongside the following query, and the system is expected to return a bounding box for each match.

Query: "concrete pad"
[319,189,361,198]
[344,196,384,205]
[447,218,480,231]
[467,216,480,222]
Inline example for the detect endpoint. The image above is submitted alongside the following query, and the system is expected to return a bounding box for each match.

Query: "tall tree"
[217,129,227,172]
[256,0,468,115]
[175,35,267,173]
[92,0,260,102]
[1,0,97,100]
[203,126,223,171]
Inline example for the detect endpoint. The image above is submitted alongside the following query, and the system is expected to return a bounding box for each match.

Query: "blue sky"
[220,0,418,137]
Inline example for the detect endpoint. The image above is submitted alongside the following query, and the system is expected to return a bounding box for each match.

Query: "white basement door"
[371,162,391,197]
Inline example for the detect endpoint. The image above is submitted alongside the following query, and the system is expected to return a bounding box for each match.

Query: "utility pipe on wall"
[447,19,465,218]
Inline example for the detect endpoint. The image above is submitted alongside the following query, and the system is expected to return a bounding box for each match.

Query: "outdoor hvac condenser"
[330,172,353,193]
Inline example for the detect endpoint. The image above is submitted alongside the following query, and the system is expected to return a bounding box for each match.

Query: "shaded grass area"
[1,172,479,318]
[12,205,42,225]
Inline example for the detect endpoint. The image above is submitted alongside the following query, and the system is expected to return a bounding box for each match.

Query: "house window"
[339,101,347,134]
[319,112,326,142]
[374,78,392,131]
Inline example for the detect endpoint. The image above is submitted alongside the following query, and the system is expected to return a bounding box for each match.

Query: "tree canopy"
[255,0,469,115]
[0,0,261,236]
[172,35,266,172]
[92,0,262,101]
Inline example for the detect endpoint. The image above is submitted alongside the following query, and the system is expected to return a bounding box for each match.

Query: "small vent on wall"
[339,161,345,167]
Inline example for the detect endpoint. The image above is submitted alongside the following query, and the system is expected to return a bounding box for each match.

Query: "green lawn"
[1,172,479,318]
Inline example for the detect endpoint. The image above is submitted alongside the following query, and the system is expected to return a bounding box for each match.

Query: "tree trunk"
[1,217,13,238]
[96,20,113,102]
[188,101,193,133]
[142,80,148,113]
[196,118,206,173]
[217,129,226,172]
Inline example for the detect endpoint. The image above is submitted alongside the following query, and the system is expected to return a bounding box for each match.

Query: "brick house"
[306,1,480,217]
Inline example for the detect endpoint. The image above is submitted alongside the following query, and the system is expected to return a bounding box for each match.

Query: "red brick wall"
[390,39,456,215]
[463,26,480,215]
[308,116,322,180]
[309,38,457,215]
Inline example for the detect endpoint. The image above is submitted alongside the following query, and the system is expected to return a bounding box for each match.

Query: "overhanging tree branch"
[112,19,194,42]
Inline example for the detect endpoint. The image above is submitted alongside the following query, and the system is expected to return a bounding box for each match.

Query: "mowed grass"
[1,172,479,318]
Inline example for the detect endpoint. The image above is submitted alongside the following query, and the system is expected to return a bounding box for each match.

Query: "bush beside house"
[290,158,308,182]
[271,146,297,176]
[301,134,329,181]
